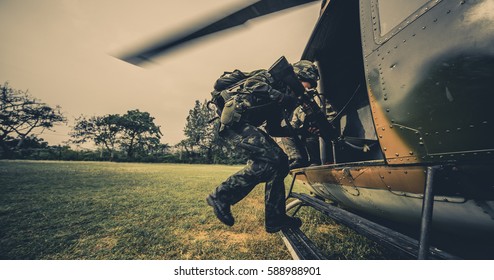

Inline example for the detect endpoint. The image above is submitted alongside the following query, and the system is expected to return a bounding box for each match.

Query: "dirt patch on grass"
[219,230,252,243]
[95,236,118,250]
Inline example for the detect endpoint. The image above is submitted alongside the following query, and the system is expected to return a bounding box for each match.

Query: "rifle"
[268,56,336,143]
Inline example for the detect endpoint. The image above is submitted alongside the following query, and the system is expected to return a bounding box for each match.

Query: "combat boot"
[265,215,302,233]
[206,194,234,226]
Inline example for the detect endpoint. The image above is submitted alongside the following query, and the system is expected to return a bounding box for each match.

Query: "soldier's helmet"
[293,60,319,88]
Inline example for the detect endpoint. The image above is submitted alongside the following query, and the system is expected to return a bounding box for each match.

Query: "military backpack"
[208,69,265,116]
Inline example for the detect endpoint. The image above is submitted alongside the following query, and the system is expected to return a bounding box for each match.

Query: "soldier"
[206,61,319,233]
[276,60,328,169]
[277,106,321,169]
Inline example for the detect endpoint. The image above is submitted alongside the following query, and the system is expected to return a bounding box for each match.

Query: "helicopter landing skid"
[279,227,327,260]
[284,192,460,260]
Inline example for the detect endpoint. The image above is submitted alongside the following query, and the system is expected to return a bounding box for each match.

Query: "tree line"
[0,82,243,164]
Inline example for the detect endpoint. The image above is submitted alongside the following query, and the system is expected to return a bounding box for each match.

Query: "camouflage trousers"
[277,136,321,165]
[276,106,321,165]
[211,123,289,228]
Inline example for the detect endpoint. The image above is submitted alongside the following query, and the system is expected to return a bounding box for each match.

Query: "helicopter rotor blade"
[118,0,319,65]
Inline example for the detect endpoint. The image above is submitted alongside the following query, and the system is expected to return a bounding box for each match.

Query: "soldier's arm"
[264,115,291,137]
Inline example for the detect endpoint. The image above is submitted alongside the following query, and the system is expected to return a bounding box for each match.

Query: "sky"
[0,0,320,147]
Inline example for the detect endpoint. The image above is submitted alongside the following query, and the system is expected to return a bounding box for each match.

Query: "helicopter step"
[288,193,460,260]
[279,227,327,260]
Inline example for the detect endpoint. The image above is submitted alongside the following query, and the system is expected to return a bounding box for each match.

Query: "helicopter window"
[340,106,377,140]
[377,0,429,35]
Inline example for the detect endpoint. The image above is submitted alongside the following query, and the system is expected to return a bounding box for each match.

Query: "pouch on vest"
[220,97,243,127]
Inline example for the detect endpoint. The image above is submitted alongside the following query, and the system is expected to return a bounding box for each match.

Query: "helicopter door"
[302,0,384,164]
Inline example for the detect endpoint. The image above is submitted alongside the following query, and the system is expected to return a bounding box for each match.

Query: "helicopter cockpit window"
[377,0,429,35]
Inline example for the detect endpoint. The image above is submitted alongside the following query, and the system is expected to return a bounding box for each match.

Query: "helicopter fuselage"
[297,0,494,238]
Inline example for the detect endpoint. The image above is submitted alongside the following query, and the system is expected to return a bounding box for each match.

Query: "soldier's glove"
[307,126,321,137]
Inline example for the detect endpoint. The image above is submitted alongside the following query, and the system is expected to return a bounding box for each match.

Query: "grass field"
[0,160,389,260]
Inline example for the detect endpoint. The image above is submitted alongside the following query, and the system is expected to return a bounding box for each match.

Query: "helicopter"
[118,0,494,259]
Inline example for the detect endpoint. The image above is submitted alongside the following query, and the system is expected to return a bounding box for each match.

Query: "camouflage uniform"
[208,70,297,230]
[213,124,289,227]
[279,102,337,167]
[275,60,325,168]
[276,107,308,165]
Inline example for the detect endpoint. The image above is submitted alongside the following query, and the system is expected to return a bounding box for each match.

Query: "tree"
[183,100,217,162]
[0,82,66,157]
[70,114,121,161]
[119,109,163,159]
[70,109,163,161]
[181,99,242,164]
